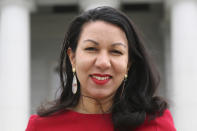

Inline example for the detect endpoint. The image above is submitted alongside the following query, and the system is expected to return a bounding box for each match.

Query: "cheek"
[113,59,128,89]
[75,53,95,80]
[112,58,128,75]
[76,53,94,68]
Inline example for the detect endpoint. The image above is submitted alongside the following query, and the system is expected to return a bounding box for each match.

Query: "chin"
[87,91,115,101]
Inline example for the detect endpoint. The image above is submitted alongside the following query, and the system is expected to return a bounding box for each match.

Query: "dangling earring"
[120,74,128,99]
[72,68,78,94]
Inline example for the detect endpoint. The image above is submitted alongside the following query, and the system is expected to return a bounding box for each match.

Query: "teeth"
[92,75,110,80]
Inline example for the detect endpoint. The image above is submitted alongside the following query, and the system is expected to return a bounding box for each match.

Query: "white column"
[0,13,1,46]
[170,0,197,130]
[0,0,34,131]
[78,0,120,11]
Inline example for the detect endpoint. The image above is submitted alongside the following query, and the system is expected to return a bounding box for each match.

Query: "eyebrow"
[83,39,99,45]
[83,39,127,48]
[112,42,127,48]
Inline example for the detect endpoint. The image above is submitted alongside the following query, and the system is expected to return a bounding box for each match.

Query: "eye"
[84,47,98,51]
[111,50,123,55]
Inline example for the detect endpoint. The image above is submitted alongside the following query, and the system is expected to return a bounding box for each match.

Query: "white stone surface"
[79,0,120,11]
[171,1,197,130]
[34,0,162,6]
[0,2,31,131]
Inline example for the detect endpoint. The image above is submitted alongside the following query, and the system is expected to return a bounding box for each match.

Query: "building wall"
[30,4,165,113]
[125,4,166,97]
[31,11,77,113]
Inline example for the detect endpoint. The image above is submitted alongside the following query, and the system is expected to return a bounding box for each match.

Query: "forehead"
[78,20,128,46]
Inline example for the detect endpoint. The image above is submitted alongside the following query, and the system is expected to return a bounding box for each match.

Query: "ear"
[67,48,76,68]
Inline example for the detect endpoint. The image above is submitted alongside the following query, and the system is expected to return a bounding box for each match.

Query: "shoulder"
[25,115,39,131]
[153,109,176,131]
[135,109,176,131]
[25,111,74,131]
[25,112,63,131]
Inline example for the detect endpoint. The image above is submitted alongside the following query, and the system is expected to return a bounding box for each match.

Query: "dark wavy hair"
[38,6,168,131]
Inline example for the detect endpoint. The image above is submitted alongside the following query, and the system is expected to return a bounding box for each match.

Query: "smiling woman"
[26,6,176,131]
[67,21,129,104]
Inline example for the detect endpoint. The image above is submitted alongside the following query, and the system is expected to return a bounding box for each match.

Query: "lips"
[92,75,110,80]
[90,74,112,85]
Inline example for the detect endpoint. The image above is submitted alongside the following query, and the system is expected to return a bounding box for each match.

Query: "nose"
[95,51,111,70]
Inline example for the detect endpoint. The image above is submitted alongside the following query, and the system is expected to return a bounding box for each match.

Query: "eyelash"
[111,50,123,55]
[85,47,123,55]
[84,47,97,51]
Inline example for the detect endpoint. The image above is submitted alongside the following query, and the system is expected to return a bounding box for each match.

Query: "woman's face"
[68,20,129,100]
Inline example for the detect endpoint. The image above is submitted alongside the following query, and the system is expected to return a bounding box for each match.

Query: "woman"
[26,6,176,131]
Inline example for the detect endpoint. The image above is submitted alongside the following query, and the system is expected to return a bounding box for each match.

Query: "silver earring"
[120,74,128,99]
[72,68,77,94]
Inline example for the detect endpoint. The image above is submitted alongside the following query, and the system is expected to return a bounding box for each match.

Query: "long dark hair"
[38,6,167,131]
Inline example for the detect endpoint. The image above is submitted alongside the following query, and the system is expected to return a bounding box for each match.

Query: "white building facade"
[0,0,197,130]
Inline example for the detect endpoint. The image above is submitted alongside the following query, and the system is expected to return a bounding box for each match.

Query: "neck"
[73,95,114,114]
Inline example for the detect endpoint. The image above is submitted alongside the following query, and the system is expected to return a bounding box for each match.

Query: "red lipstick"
[90,74,111,85]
